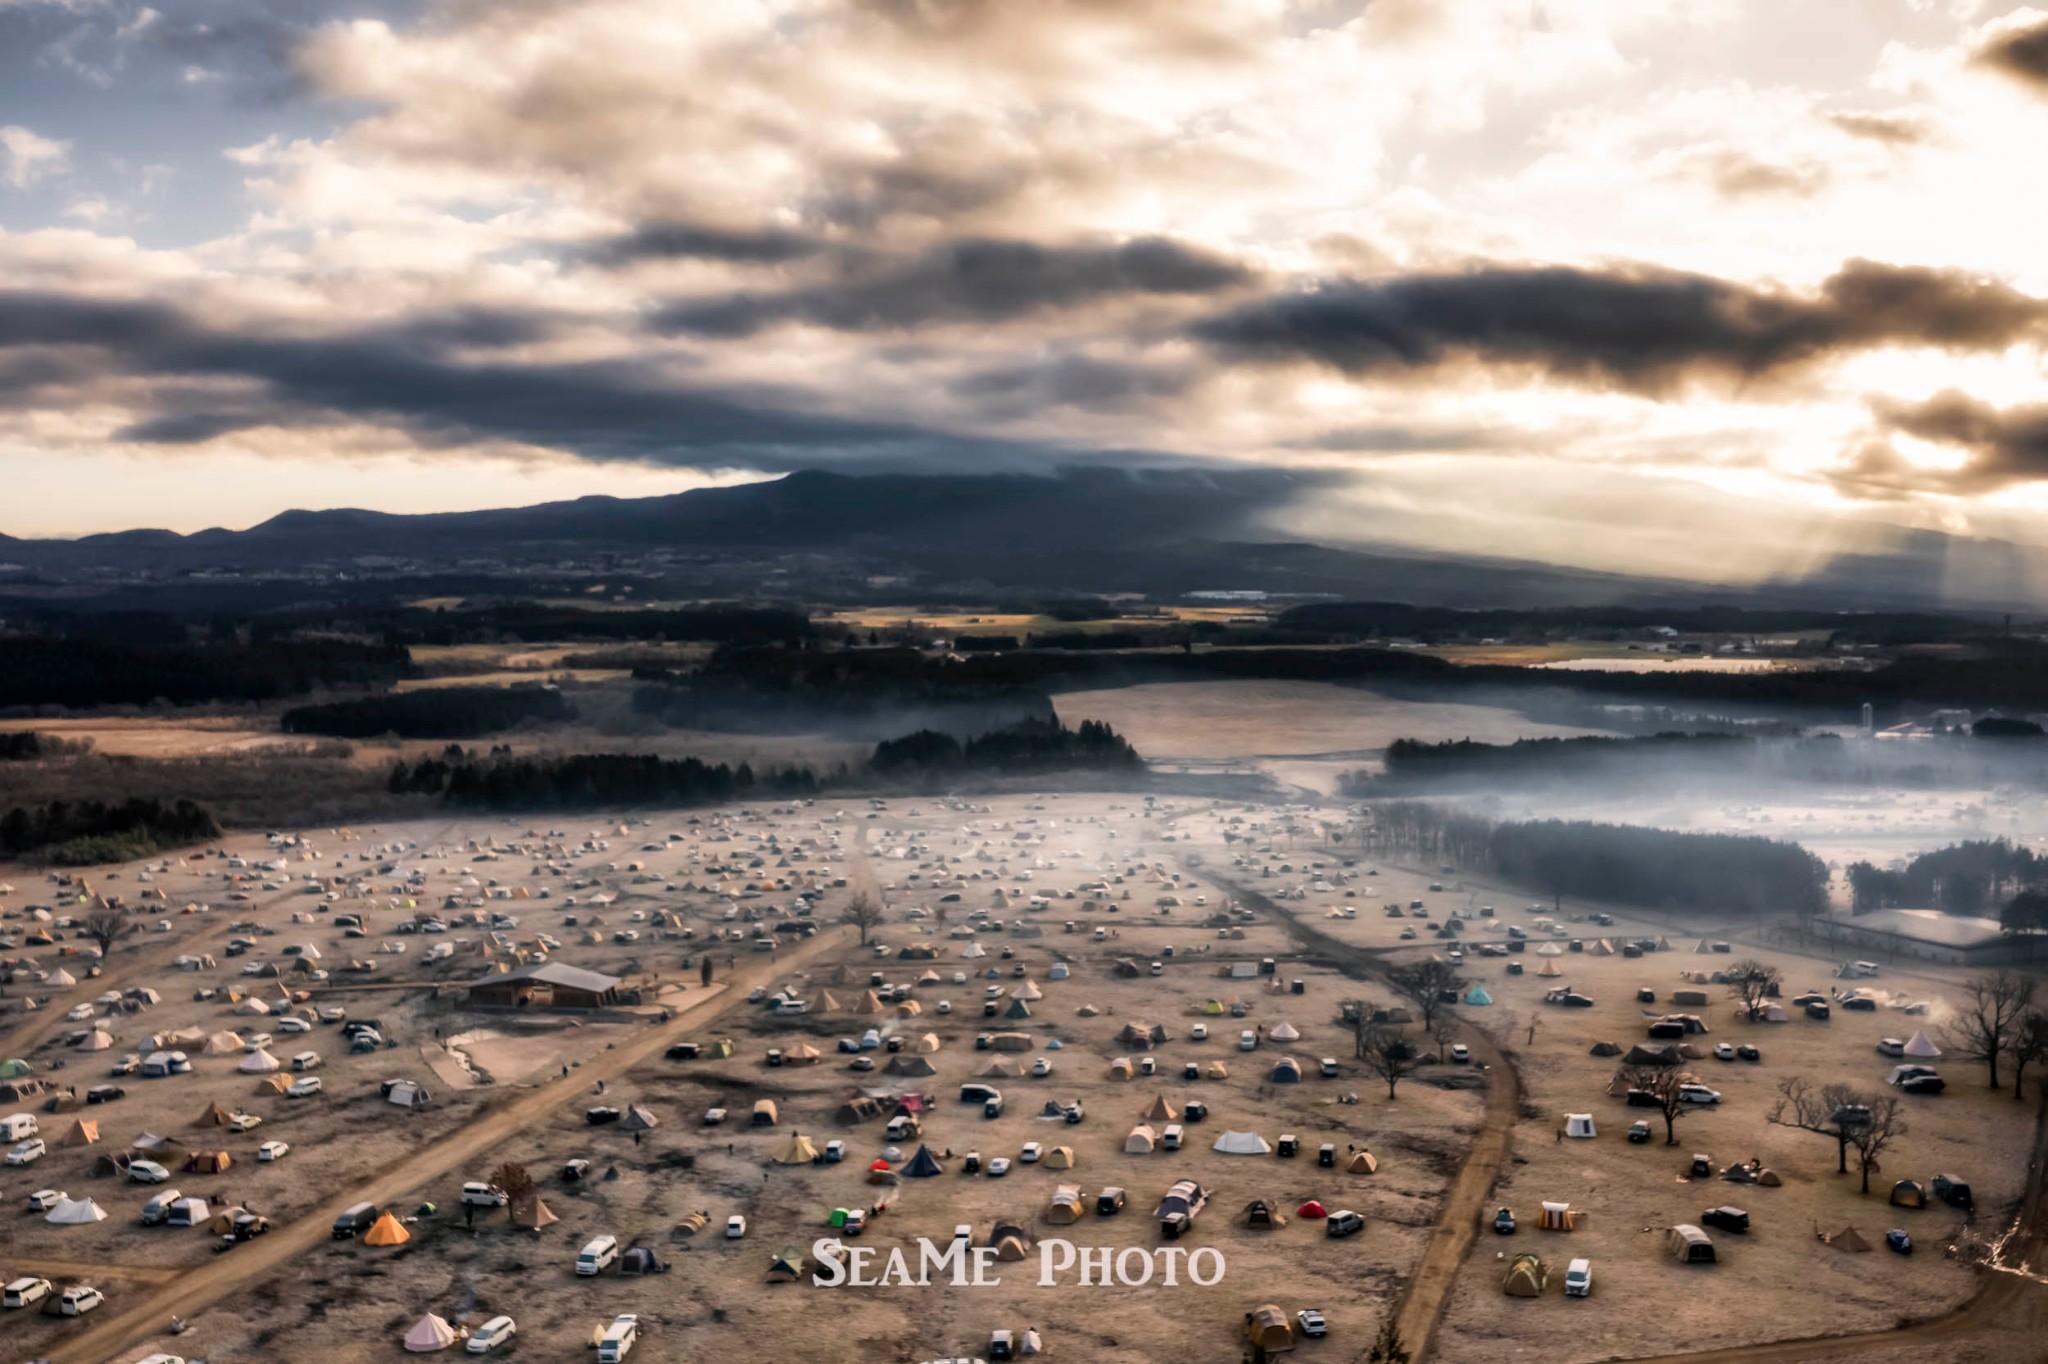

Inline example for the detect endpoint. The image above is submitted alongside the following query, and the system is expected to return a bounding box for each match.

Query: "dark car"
[586,1106,621,1125]
[1900,1074,1947,1095]
[86,1085,125,1104]
[1096,1187,1126,1216]
[1736,1045,1761,1062]
[1701,1206,1749,1234]
[1493,1207,1516,1234]
[665,1042,701,1061]
[1934,1174,1973,1210]
[1840,996,1878,1012]
[1627,1121,1652,1144]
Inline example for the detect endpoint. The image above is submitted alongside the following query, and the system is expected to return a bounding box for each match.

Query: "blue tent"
[1464,984,1494,1006]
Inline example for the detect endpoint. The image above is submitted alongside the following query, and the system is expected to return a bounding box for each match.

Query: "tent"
[620,1247,667,1275]
[73,1030,115,1052]
[1623,1043,1683,1067]
[903,1145,943,1178]
[783,1043,822,1066]
[1760,1004,1790,1023]
[752,1099,779,1126]
[0,1058,29,1080]
[1346,1149,1378,1174]
[239,1049,282,1074]
[835,1096,884,1124]
[1589,1041,1622,1057]
[1213,1130,1272,1155]
[913,1032,943,1054]
[1116,1022,1167,1048]
[1270,1056,1302,1083]
[364,1211,411,1246]
[620,1105,660,1132]
[1503,1252,1547,1296]
[1825,1225,1872,1253]
[1539,1201,1577,1231]
[1004,999,1033,1020]
[1666,1223,1716,1263]
[1268,1021,1301,1042]
[979,1057,1026,1078]
[672,1211,712,1237]
[1535,960,1562,978]
[994,1229,1032,1262]
[1042,1145,1074,1169]
[59,1119,99,1146]
[91,1152,132,1177]
[511,1193,557,1229]
[1243,1198,1286,1228]
[1536,942,1563,957]
[1890,1180,1928,1209]
[402,1313,457,1352]
[206,1205,250,1234]
[706,1038,736,1059]
[773,1132,820,1165]
[198,1101,237,1127]
[1296,1199,1328,1219]
[184,1150,233,1174]
[1904,1030,1942,1058]
[987,1032,1034,1053]
[254,1074,292,1094]
[1244,1305,1295,1354]
[1046,1186,1084,1224]
[767,1249,805,1283]
[1565,1113,1597,1139]
[885,1054,936,1077]
[170,1196,210,1224]
[1141,1094,1178,1123]
[45,1197,107,1225]
[1464,984,1494,1005]
[1124,1125,1158,1154]
[1013,980,1044,1001]
[1107,1057,1135,1080]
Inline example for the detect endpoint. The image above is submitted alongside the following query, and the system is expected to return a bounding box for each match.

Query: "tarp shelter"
[45,1197,107,1225]
[364,1211,411,1246]
[1042,1145,1074,1169]
[1346,1150,1378,1173]
[1244,1304,1295,1353]
[59,1119,99,1146]
[752,1099,779,1126]
[1465,984,1494,1005]
[1046,1186,1084,1224]
[1503,1252,1547,1296]
[1890,1180,1928,1208]
[903,1145,943,1178]
[1213,1130,1272,1155]
[1904,1031,1941,1058]
[1826,1225,1872,1252]
[1124,1125,1157,1154]
[511,1193,557,1229]
[1565,1113,1597,1139]
[773,1132,820,1164]
[1666,1224,1716,1262]
[402,1313,456,1352]
[184,1150,232,1173]
[1141,1095,1178,1123]
[1539,1201,1577,1231]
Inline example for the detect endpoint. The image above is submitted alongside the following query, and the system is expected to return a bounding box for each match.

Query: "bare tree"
[1356,1020,1423,1100]
[1426,1010,1461,1064]
[2012,1010,2048,1103]
[1941,970,2036,1090]
[1769,1077,1907,1190]
[81,908,135,959]
[1384,958,1463,1034]
[1618,1065,1695,1146]
[1724,958,1782,1021]
[1843,1094,1907,1194]
[841,893,885,947]
[488,1161,535,1219]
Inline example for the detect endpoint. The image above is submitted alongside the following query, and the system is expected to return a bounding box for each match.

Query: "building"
[1814,909,2048,968]
[467,962,624,1010]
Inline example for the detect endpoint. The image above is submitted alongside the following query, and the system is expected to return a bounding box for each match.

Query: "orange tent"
[362,1211,411,1246]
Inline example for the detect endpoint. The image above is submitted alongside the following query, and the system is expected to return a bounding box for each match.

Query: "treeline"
[870,718,1141,774]
[1847,840,2045,915]
[331,604,813,650]
[1361,803,1826,916]
[387,717,1146,811]
[0,798,221,865]
[282,685,574,739]
[0,732,92,760]
[0,636,410,710]
[1278,601,1983,647]
[1350,733,1752,791]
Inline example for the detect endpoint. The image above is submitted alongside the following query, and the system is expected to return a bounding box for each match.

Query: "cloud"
[655,235,1255,336]
[1974,14,2048,92]
[1826,110,1929,146]
[1853,390,2048,494]
[1194,259,2048,396]
[581,220,821,267]
[1697,149,1831,200]
[0,124,71,188]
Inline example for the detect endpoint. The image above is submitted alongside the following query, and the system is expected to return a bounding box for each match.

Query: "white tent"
[1565,1113,1597,1139]
[46,1197,107,1225]
[961,943,987,960]
[1013,980,1044,1001]
[237,998,272,1016]
[1903,1030,1941,1058]
[1212,1130,1272,1155]
[73,1030,115,1052]
[47,967,78,988]
[239,1049,282,1073]
[1124,1125,1158,1153]
[1268,1021,1301,1042]
[1536,943,1564,957]
[202,1031,244,1055]
[402,1313,458,1352]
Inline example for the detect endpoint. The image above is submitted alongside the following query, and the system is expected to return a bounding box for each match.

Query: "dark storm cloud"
[1194,259,2048,395]
[580,221,822,267]
[947,353,1197,419]
[0,289,1024,470]
[1869,390,2048,492]
[654,236,1255,336]
[1975,17,2048,92]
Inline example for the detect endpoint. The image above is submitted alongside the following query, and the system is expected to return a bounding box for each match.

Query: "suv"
[1096,1187,1126,1216]
[1701,1206,1749,1234]
[1326,1210,1365,1238]
[1678,1084,1722,1105]
[1296,1309,1327,1339]
[1564,1259,1592,1298]
[1493,1207,1515,1234]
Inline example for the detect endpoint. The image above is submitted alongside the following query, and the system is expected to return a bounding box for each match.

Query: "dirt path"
[5,1259,180,1285]
[38,927,850,1364]
[1201,869,1522,1362]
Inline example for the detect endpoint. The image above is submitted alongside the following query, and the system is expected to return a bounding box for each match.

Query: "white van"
[0,1114,37,1141]
[596,1313,640,1361]
[1161,1124,1184,1151]
[576,1234,621,1276]
[4,1276,53,1310]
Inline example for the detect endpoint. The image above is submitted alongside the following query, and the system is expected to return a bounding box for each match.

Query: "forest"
[281,685,574,739]
[0,797,222,865]
[1847,839,2045,917]
[0,636,411,710]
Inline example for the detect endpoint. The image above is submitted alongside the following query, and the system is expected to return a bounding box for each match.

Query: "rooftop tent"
[620,1105,661,1132]
[1244,1304,1295,1354]
[364,1210,412,1246]
[884,1054,936,1077]
[1825,1225,1873,1252]
[752,1099,779,1126]
[1141,1094,1179,1123]
[1296,1199,1328,1219]
[1268,1021,1301,1042]
[1890,1180,1928,1208]
[772,1132,821,1165]
[184,1149,233,1173]
[201,1031,244,1055]
[1536,961,1562,978]
[1243,1198,1286,1228]
[45,1197,107,1225]
[1270,1056,1302,1083]
[239,1049,282,1073]
[1213,1129,1272,1156]
[979,1057,1026,1078]
[1005,999,1033,1019]
[1464,984,1494,1005]
[1565,1113,1597,1139]
[914,1032,943,1054]
[1042,1145,1075,1169]
[1124,1125,1158,1154]
[402,1312,457,1352]
[1666,1223,1716,1263]
[511,1193,558,1229]
[1904,1030,1942,1058]
[198,1101,237,1127]
[59,1118,99,1146]
[1107,1057,1135,1080]
[1346,1149,1378,1174]
[1046,1186,1084,1224]
[1503,1252,1547,1297]
[767,1249,806,1282]
[74,1030,115,1052]
[1539,1201,1577,1231]
[902,1145,944,1178]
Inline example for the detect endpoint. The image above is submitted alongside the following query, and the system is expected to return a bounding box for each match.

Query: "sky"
[5,0,2048,586]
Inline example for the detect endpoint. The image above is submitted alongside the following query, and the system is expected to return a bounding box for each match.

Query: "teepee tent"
[1141,1094,1178,1123]
[903,1145,943,1178]
[402,1313,457,1352]
[239,1049,282,1073]
[772,1132,821,1165]
[1903,1030,1941,1058]
[511,1193,558,1229]
[364,1210,411,1246]
[1268,1021,1301,1042]
[1464,984,1494,1005]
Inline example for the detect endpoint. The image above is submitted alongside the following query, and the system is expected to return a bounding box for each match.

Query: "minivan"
[1564,1258,1593,1297]
[1161,1124,1184,1151]
[596,1314,639,1362]
[332,1201,379,1239]
[0,1114,37,1141]
[1326,1210,1365,1238]
[577,1234,621,1276]
[3,1277,53,1310]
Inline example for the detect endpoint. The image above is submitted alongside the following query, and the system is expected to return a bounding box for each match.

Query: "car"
[587,1106,622,1125]
[1564,1258,1592,1298]
[1190,1024,1208,1041]
[1736,1044,1761,1062]
[4,1277,54,1310]
[277,1017,311,1034]
[561,1159,592,1182]
[109,1055,139,1076]
[1296,1309,1327,1339]
[1449,1044,1471,1064]
[224,1111,263,1133]
[1900,1074,1947,1095]
[1876,1038,1906,1057]
[256,1140,291,1162]
[1031,1057,1053,1077]
[1239,1030,1257,1051]
[1319,1057,1340,1077]
[1678,1084,1722,1105]
[66,1003,94,1022]
[1886,1228,1913,1255]
[1627,1121,1652,1144]
[467,1315,517,1353]
[5,1138,46,1166]
[1096,1187,1126,1215]
[58,1285,105,1316]
[987,1157,1012,1177]
[990,1328,1017,1360]
[1493,1207,1516,1234]
[27,1188,65,1212]
[287,1076,324,1097]
[1326,1210,1365,1238]
[704,1107,728,1126]
[1701,1206,1749,1234]
[320,1006,347,1023]
[86,1085,124,1104]
[1020,1142,1042,1163]
[725,1214,747,1239]
[850,1056,876,1071]
[128,1160,172,1183]
[1713,1043,1736,1061]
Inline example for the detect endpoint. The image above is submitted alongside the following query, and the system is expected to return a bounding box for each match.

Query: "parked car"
[1449,1044,1471,1064]
[1627,1121,1652,1144]
[128,1160,172,1184]
[256,1141,290,1163]
[1736,1044,1762,1062]
[3,1276,54,1310]
[227,1112,262,1133]
[286,1077,323,1098]
[725,1215,747,1239]
[1296,1309,1328,1339]
[6,1138,47,1166]
[1019,1142,1042,1164]
[1096,1187,1126,1216]
[987,1157,1012,1177]
[58,1285,106,1316]
[467,1315,517,1354]
[1713,1043,1736,1061]
[86,1085,125,1104]
[1493,1207,1516,1234]
[1030,1057,1053,1077]
[27,1188,64,1212]
[1678,1084,1722,1105]
[1563,1259,1593,1298]
[1326,1210,1365,1238]
[1701,1206,1750,1234]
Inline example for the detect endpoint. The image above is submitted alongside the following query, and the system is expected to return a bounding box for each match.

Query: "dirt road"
[1202,870,1523,1362]
[38,926,851,1364]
